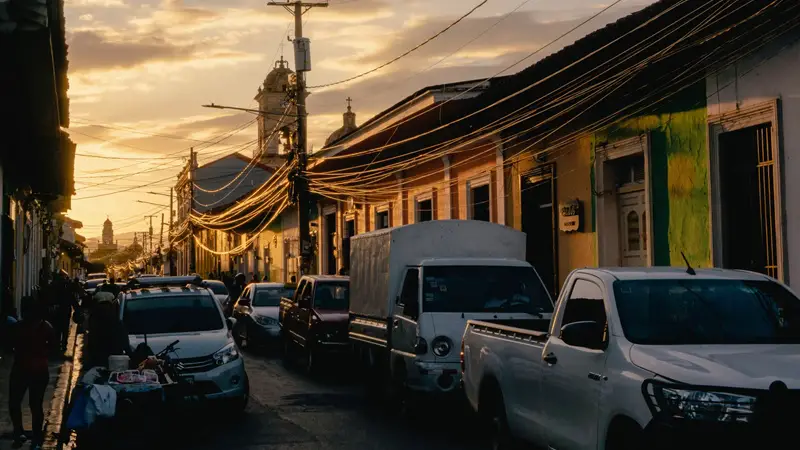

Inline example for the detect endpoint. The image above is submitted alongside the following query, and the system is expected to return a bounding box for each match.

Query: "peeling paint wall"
[597,82,711,267]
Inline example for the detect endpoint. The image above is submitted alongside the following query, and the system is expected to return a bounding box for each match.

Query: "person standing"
[52,272,77,352]
[9,301,54,449]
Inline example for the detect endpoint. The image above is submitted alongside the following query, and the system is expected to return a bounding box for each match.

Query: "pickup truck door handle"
[543,353,557,365]
[588,372,608,381]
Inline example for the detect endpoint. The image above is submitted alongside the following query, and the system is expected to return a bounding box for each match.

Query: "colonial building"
[254,57,299,169]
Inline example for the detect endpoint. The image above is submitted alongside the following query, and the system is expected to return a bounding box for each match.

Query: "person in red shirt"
[9,300,55,449]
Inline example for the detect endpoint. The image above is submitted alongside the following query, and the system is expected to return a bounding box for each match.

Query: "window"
[614,279,800,345]
[375,209,390,230]
[207,282,228,296]
[416,199,433,222]
[470,184,490,222]
[299,282,312,302]
[562,279,607,328]
[399,269,419,306]
[123,295,223,335]
[314,282,349,310]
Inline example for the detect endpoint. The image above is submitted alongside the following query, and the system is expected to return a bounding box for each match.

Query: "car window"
[207,283,228,295]
[300,282,312,301]
[314,282,349,310]
[254,288,294,307]
[240,287,250,301]
[295,280,308,302]
[561,279,607,335]
[123,295,223,334]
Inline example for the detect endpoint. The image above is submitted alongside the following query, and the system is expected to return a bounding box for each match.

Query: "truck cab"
[392,258,552,393]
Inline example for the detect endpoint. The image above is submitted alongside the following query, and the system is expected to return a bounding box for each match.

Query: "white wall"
[707,39,800,285]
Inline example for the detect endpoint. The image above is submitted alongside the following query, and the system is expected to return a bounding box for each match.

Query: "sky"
[67,0,656,239]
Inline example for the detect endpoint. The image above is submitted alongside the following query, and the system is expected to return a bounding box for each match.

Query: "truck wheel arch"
[604,415,644,450]
[477,375,503,415]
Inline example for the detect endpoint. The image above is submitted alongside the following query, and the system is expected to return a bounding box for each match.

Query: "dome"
[325,99,358,147]
[263,57,293,92]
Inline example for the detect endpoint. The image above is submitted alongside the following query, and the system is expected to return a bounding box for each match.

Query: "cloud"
[79,14,94,21]
[68,0,128,7]
[68,30,196,70]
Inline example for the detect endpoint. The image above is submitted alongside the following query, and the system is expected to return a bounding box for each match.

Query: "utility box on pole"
[293,37,311,72]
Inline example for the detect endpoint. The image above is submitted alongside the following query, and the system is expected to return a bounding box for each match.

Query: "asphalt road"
[162,348,485,450]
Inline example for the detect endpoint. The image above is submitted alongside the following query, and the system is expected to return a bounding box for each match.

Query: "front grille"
[174,355,216,373]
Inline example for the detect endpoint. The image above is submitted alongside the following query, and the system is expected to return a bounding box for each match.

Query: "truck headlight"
[213,343,240,366]
[643,381,756,423]
[432,336,452,357]
[253,315,278,326]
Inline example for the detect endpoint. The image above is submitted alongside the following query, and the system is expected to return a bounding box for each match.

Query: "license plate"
[180,375,195,385]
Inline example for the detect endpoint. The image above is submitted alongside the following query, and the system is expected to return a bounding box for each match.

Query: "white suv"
[119,284,248,409]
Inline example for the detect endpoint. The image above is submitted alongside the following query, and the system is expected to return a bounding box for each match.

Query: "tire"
[480,383,513,450]
[605,418,644,450]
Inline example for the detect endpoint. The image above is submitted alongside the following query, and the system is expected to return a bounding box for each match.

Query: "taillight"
[460,339,465,373]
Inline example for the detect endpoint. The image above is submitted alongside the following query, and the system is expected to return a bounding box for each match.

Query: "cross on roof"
[346,97,353,111]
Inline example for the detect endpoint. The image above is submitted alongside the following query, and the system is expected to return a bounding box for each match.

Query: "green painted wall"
[594,82,711,267]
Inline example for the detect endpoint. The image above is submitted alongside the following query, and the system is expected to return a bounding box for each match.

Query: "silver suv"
[119,284,248,409]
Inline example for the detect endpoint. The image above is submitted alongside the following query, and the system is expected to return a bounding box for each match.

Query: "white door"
[618,189,648,267]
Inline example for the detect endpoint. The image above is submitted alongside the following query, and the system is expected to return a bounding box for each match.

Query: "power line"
[307,0,489,89]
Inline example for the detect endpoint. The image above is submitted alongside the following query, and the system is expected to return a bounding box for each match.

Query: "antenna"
[681,251,696,275]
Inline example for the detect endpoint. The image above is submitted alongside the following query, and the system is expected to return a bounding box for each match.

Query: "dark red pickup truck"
[279,275,350,372]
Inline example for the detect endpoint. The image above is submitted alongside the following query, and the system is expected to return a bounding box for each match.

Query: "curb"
[42,323,84,450]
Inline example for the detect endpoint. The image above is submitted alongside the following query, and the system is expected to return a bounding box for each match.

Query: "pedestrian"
[290,275,297,284]
[8,300,54,449]
[86,290,131,368]
[52,272,78,352]
[253,271,261,283]
[224,273,246,317]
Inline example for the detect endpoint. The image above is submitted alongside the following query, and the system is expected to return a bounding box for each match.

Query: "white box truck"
[348,220,553,398]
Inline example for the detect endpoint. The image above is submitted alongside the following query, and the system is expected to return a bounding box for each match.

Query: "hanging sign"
[559,200,583,233]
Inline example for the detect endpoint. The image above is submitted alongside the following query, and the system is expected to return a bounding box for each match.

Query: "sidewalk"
[0,323,81,450]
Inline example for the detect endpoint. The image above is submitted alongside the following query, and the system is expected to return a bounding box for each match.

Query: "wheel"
[605,418,644,450]
[480,383,513,450]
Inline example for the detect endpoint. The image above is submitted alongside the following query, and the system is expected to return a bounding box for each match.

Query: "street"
[167,350,480,450]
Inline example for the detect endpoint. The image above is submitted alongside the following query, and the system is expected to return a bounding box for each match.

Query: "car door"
[293,281,314,349]
[282,280,304,326]
[391,268,420,361]
[539,276,609,450]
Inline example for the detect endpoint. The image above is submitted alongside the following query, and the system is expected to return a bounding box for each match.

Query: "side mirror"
[226,317,236,330]
[560,321,605,350]
[403,300,419,321]
[298,296,311,309]
[238,298,251,307]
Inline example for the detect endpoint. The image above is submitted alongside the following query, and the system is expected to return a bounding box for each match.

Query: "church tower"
[254,57,298,168]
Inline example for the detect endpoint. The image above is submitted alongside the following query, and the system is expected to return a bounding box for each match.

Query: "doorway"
[718,124,779,278]
[324,212,336,275]
[342,218,355,273]
[521,166,557,296]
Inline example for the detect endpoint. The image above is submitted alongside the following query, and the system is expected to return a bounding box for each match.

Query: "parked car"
[204,280,230,307]
[84,278,106,296]
[231,282,295,349]
[462,267,800,450]
[349,220,551,398]
[118,283,248,411]
[87,273,106,280]
[280,276,350,372]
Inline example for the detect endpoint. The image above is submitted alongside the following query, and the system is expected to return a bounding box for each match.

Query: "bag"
[85,384,117,426]
[66,386,90,429]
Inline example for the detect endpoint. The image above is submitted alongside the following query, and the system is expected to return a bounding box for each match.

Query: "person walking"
[52,272,78,352]
[8,300,55,449]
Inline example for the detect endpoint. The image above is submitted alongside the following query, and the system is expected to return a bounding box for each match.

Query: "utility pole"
[144,214,157,273]
[188,147,196,274]
[267,0,327,275]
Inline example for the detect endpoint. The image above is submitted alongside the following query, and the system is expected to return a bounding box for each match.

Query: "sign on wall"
[559,200,583,233]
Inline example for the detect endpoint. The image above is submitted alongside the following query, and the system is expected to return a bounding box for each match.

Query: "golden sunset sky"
[67,0,654,240]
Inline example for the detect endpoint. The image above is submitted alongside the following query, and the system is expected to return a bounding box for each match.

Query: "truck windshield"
[314,282,349,310]
[421,266,552,314]
[123,295,224,335]
[614,279,800,345]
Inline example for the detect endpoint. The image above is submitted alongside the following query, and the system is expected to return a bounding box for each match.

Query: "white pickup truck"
[462,267,800,450]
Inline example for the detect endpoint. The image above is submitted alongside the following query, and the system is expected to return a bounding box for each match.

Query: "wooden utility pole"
[188,147,196,274]
[267,0,327,275]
